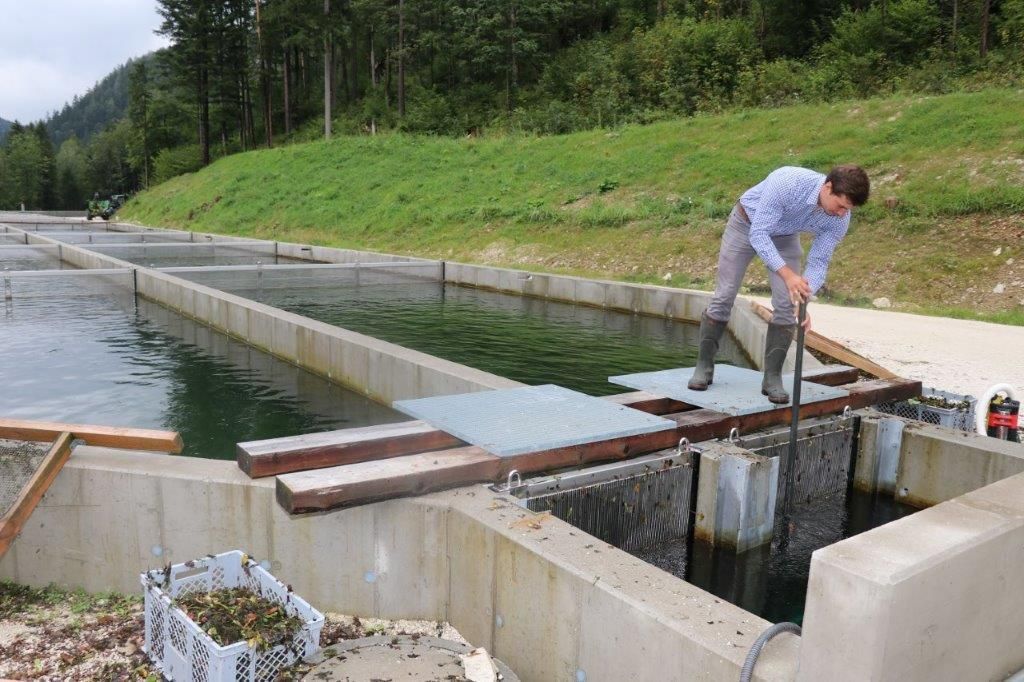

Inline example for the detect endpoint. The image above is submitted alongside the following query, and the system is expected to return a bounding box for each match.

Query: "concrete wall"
[18,218,820,377]
[695,442,779,551]
[854,411,1024,507]
[799,470,1024,682]
[18,231,522,404]
[443,261,819,373]
[0,447,799,682]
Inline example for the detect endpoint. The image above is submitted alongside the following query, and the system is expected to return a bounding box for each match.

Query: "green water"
[0,284,402,459]
[234,283,753,395]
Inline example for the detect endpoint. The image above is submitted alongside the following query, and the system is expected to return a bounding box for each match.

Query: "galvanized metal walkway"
[609,365,849,416]
[393,384,676,457]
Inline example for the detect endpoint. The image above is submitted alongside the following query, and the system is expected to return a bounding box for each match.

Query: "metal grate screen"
[510,448,698,552]
[739,416,856,508]
[0,439,48,517]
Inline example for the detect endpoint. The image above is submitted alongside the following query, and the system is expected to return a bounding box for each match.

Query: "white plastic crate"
[141,550,324,682]
[875,387,977,432]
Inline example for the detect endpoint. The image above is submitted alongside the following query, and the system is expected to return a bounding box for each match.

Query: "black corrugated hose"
[739,622,802,682]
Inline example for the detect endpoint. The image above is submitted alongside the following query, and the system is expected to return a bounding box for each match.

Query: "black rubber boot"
[761,322,796,404]
[688,312,727,391]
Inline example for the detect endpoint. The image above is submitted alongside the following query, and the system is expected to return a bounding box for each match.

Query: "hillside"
[121,88,1024,322]
[0,117,11,141]
[45,54,158,145]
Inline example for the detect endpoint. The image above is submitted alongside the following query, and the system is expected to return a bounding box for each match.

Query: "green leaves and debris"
[174,588,302,650]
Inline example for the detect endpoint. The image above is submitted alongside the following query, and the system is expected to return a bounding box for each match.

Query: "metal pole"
[784,301,807,511]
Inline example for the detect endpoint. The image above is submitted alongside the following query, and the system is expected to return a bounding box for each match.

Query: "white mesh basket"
[141,550,324,682]
[875,387,976,432]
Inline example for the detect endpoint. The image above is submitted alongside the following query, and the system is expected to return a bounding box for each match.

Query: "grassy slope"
[122,88,1024,322]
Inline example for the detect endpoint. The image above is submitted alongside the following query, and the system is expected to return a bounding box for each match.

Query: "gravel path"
[750,296,1024,399]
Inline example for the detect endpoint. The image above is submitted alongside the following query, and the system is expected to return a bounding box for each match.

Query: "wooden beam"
[238,421,464,478]
[277,378,920,513]
[278,428,684,514]
[245,365,859,479]
[0,432,74,558]
[0,419,182,453]
[751,303,899,380]
[277,446,501,513]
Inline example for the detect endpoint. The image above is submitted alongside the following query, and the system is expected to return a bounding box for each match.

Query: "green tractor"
[86,192,127,221]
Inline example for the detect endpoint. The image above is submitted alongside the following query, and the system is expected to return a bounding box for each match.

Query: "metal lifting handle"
[676,437,691,455]
[505,469,522,491]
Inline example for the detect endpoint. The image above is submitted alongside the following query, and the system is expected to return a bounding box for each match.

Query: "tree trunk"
[951,0,958,64]
[398,0,406,117]
[339,40,349,104]
[506,6,518,113]
[199,65,210,166]
[370,28,378,87]
[324,0,332,140]
[283,49,292,136]
[980,0,990,58]
[255,0,273,148]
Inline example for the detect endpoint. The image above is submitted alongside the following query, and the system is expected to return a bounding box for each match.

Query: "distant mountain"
[0,117,12,141]
[45,52,160,146]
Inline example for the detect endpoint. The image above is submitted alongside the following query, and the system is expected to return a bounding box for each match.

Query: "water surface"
[226,282,753,395]
[0,277,402,458]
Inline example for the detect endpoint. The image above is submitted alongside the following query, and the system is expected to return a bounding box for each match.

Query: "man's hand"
[779,266,811,306]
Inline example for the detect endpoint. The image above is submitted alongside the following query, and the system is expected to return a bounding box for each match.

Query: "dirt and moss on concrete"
[0,580,466,681]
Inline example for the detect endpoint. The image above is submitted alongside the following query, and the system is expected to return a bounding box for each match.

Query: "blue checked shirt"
[739,166,850,294]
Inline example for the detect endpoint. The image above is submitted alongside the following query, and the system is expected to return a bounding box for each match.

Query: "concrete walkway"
[750,297,1024,400]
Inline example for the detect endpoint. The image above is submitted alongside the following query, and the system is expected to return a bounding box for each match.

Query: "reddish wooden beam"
[238,421,464,478]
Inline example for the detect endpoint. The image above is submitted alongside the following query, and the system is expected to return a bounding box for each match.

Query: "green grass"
[121,88,1024,322]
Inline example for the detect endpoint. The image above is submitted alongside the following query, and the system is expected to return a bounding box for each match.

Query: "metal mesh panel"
[512,449,697,552]
[740,417,855,508]
[874,387,976,432]
[164,261,445,292]
[0,439,48,517]
[1,269,134,299]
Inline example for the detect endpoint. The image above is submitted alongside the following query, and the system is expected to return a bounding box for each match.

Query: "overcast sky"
[0,1,171,123]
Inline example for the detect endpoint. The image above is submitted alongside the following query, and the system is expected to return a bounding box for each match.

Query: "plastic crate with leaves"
[141,550,323,682]
[875,387,976,432]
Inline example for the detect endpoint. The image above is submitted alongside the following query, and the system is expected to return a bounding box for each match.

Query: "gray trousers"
[706,205,803,326]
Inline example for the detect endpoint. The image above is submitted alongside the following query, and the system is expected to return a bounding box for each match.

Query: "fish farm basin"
[2,213,1024,682]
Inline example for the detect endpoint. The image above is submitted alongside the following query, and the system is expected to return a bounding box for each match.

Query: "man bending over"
[687,165,870,404]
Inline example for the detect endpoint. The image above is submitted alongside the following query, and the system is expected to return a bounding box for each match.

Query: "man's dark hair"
[826,164,870,206]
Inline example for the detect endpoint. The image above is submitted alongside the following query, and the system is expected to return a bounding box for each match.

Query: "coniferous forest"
[1,0,1022,210]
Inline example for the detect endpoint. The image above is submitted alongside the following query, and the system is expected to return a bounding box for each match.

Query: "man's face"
[819,182,854,217]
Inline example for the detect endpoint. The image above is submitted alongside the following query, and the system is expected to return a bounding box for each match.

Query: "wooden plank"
[751,303,899,380]
[238,421,464,477]
[0,432,74,558]
[277,446,501,513]
[277,378,920,514]
[278,427,683,513]
[0,419,182,453]
[247,366,859,479]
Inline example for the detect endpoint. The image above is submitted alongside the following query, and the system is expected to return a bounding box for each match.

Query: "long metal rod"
[784,301,808,511]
